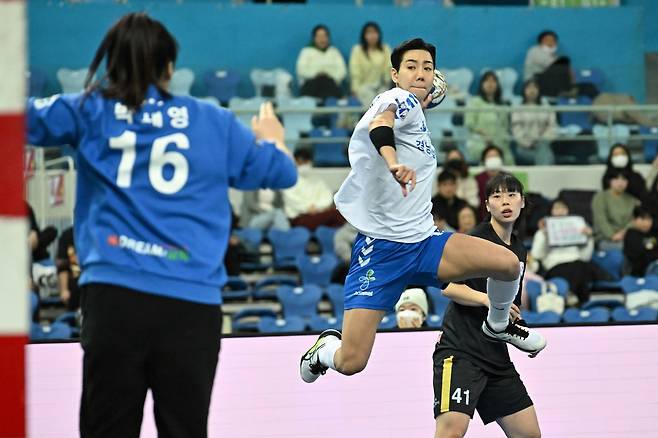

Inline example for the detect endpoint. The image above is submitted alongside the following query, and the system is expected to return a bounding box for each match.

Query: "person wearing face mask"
[443,148,479,208]
[523,30,574,97]
[531,198,601,305]
[282,148,345,230]
[297,24,347,101]
[395,287,429,329]
[592,169,641,250]
[601,143,647,203]
[475,145,505,219]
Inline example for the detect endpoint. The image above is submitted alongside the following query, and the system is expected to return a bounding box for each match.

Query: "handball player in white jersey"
[300,38,546,383]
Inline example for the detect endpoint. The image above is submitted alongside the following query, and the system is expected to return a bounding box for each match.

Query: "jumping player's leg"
[330,308,385,375]
[496,406,541,438]
[436,233,545,355]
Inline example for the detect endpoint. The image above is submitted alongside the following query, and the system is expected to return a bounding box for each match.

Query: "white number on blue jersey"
[109,131,190,194]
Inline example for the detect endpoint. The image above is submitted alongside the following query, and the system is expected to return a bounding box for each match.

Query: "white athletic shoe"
[299,329,341,383]
[482,319,546,358]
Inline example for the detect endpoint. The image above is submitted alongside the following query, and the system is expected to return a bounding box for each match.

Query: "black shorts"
[432,350,533,425]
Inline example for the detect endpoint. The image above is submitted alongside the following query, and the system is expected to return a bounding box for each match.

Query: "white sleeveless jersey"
[334,88,437,243]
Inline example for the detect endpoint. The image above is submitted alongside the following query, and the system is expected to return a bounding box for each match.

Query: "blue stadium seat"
[427,287,450,317]
[30,322,73,341]
[56,67,89,93]
[222,276,251,300]
[296,254,338,287]
[278,96,316,143]
[575,68,606,89]
[314,225,337,255]
[267,227,311,269]
[232,308,278,332]
[443,68,474,98]
[620,275,658,294]
[277,284,323,319]
[308,315,343,331]
[257,316,306,333]
[169,68,195,96]
[253,275,298,300]
[325,283,344,317]
[324,96,362,128]
[310,127,349,167]
[646,260,658,278]
[379,314,397,329]
[426,314,444,328]
[522,311,562,325]
[234,228,263,251]
[640,126,658,163]
[557,96,592,131]
[591,248,624,289]
[229,97,266,127]
[593,124,631,162]
[581,298,623,311]
[425,96,456,142]
[611,307,657,322]
[203,69,240,105]
[562,307,610,323]
[250,68,293,100]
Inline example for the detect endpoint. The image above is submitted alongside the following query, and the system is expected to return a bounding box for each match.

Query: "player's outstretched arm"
[251,102,291,158]
[369,106,416,197]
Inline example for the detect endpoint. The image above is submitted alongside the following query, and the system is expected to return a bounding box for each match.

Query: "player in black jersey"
[433,173,543,438]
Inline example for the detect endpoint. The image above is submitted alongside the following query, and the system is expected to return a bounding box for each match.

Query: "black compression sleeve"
[369,126,396,154]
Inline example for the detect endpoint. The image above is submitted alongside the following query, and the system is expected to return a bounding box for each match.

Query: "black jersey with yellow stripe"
[436,222,527,375]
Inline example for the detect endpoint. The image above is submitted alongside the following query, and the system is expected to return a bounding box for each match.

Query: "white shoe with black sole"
[482,319,546,358]
[300,329,341,383]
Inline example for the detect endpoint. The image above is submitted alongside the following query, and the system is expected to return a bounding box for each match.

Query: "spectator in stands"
[456,205,478,234]
[56,227,81,311]
[395,287,429,329]
[624,206,658,277]
[475,145,505,219]
[431,170,468,230]
[283,148,345,230]
[511,78,557,165]
[297,24,347,101]
[349,22,391,105]
[523,30,573,97]
[601,143,647,202]
[240,190,290,231]
[531,198,599,305]
[442,148,479,208]
[465,71,512,164]
[432,203,455,233]
[27,201,58,262]
[646,162,658,232]
[592,169,640,250]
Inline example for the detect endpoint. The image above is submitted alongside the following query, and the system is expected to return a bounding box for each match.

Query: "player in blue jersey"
[26,13,296,438]
[300,38,546,385]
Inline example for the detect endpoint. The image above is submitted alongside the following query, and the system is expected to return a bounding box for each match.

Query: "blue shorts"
[343,231,453,312]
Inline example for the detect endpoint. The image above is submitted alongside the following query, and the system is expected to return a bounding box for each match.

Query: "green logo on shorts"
[359,269,376,291]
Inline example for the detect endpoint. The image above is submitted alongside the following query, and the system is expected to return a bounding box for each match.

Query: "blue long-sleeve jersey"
[27,86,297,305]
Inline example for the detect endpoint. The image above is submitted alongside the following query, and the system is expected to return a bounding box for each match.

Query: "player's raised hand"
[251,102,289,155]
[389,163,416,197]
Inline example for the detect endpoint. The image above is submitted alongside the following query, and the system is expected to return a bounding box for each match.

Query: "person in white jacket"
[530,198,600,305]
[296,24,347,100]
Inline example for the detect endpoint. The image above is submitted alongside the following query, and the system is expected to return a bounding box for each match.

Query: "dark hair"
[312,24,330,46]
[652,173,658,195]
[603,168,629,190]
[484,172,527,235]
[444,148,469,178]
[480,144,504,164]
[522,78,543,104]
[360,22,383,56]
[437,170,457,184]
[477,70,502,104]
[632,206,651,219]
[537,30,558,44]
[85,12,178,111]
[390,38,436,71]
[293,148,313,162]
